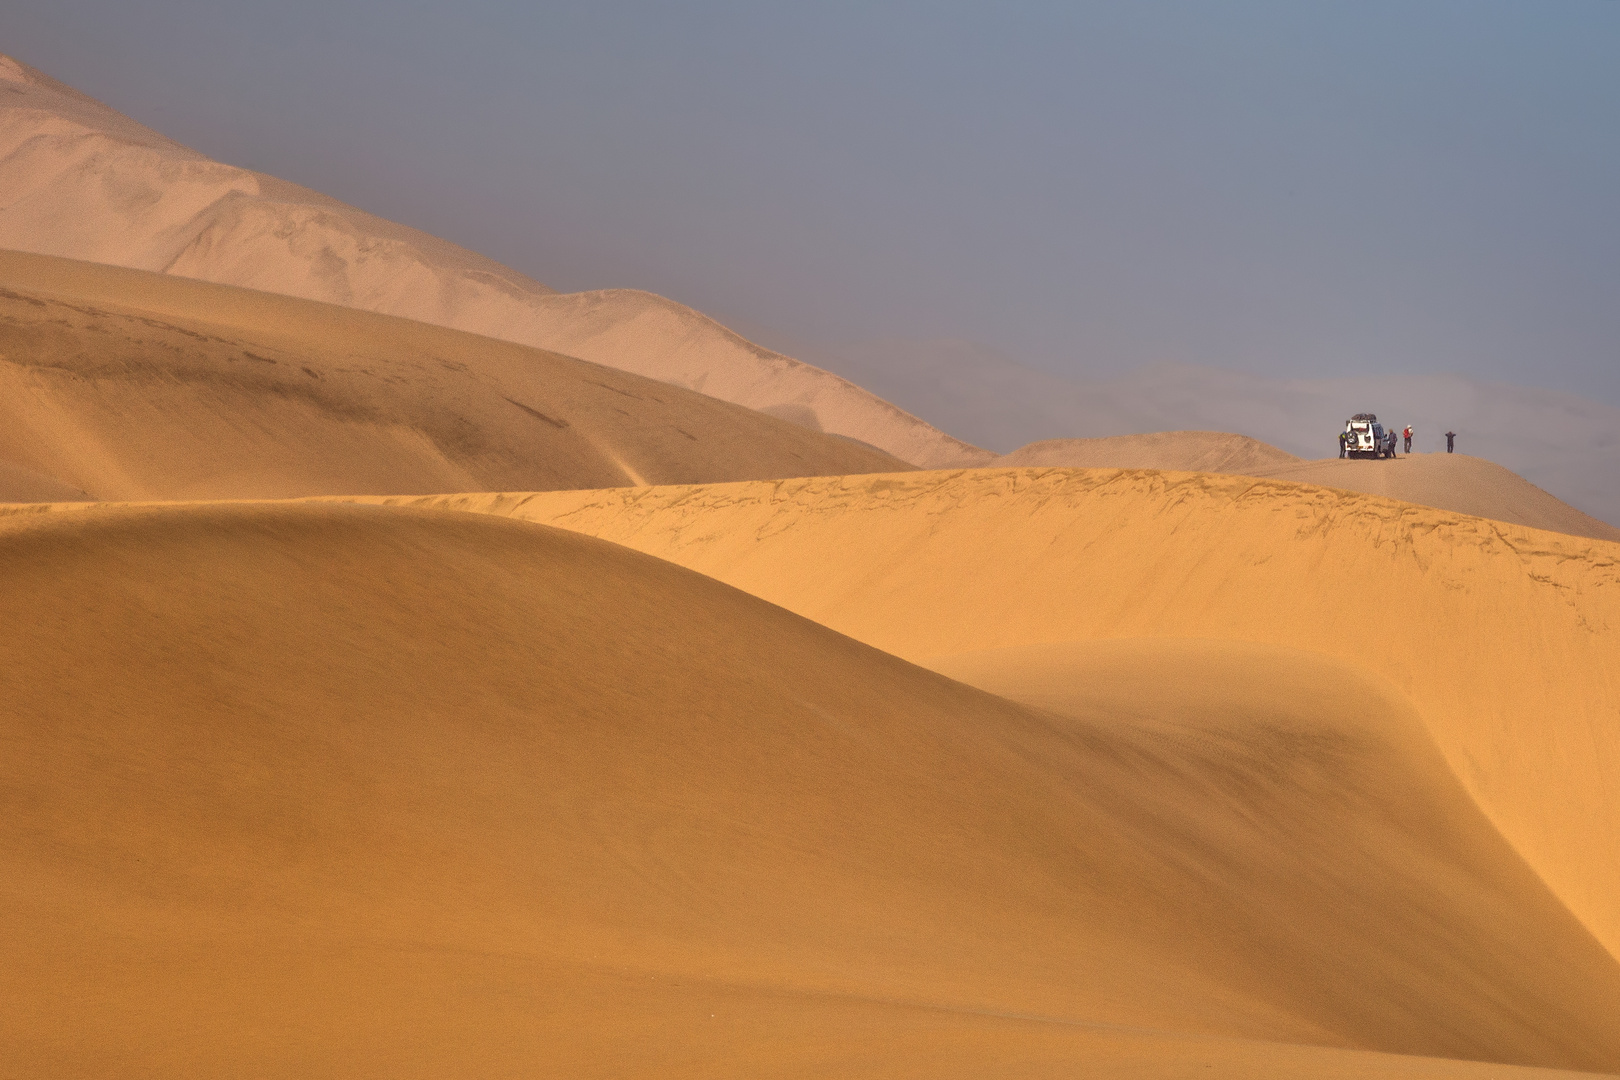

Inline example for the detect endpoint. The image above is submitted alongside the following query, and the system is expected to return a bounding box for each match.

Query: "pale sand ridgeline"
[3,501,1619,1075]
[338,469,1620,968]
[1246,453,1620,543]
[996,430,1302,474]
[0,250,910,501]
[995,431,1619,542]
[0,55,987,468]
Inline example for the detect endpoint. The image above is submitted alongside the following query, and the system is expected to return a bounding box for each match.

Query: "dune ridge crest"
[994,430,1619,541]
[0,249,908,501]
[0,55,985,467]
[1244,453,1620,542]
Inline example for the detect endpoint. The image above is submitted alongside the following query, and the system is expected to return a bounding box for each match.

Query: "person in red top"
[1403,425,1413,453]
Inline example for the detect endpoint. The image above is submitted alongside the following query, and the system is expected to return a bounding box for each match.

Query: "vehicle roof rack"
[1350,412,1378,422]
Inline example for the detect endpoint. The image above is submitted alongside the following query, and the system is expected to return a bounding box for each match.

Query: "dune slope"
[2,501,1619,1076]
[0,249,908,501]
[361,469,1620,967]
[0,55,984,467]
[997,431,1301,475]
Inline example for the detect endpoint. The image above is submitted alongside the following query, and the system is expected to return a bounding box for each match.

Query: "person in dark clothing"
[1338,430,1348,458]
[1445,431,1457,453]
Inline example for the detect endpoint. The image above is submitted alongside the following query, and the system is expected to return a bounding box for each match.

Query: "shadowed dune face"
[3,502,1619,1075]
[0,250,909,501]
[354,469,1620,972]
[0,56,985,467]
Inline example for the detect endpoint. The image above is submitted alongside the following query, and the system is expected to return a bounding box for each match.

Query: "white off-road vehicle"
[1343,413,1395,459]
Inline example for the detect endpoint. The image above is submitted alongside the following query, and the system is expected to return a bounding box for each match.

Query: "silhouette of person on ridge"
[1445,431,1457,453]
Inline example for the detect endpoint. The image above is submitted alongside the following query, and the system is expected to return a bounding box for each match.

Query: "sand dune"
[0,55,984,467]
[0,249,907,501]
[7,43,1617,1080]
[3,500,1618,1076]
[362,468,1620,971]
[997,430,1301,474]
[994,432,1617,542]
[1246,453,1620,543]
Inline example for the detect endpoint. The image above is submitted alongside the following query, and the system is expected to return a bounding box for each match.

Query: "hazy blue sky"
[7,2,1619,401]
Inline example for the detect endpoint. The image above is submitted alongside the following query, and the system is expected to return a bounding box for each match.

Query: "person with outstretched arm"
[1446,430,1456,453]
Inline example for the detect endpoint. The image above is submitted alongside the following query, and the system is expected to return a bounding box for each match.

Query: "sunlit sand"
[356,467,1620,973]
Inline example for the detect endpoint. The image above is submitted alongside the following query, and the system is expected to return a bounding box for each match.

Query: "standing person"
[1445,430,1456,453]
[1339,430,1348,458]
[1403,425,1413,453]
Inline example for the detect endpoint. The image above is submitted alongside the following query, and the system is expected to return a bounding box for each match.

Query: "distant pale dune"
[350,468,1620,972]
[997,430,1301,474]
[0,55,985,467]
[2,500,1618,1075]
[0,249,907,501]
